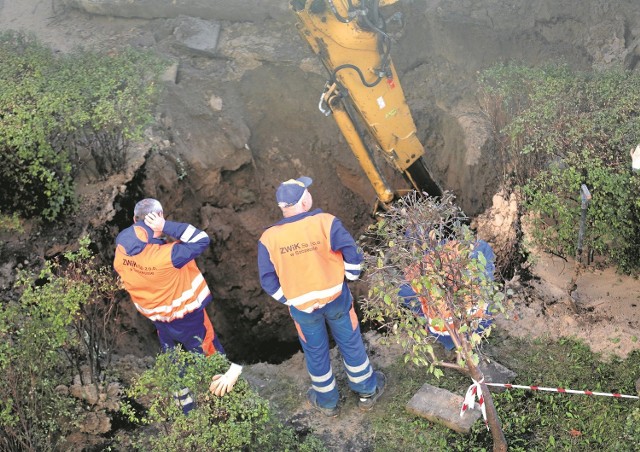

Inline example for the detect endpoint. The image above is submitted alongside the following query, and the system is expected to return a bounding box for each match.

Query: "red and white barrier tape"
[484,382,640,400]
[460,378,489,430]
[460,379,639,429]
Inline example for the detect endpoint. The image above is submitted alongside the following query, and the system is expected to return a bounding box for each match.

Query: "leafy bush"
[123,350,326,451]
[0,270,78,451]
[0,32,76,221]
[56,236,122,386]
[0,211,24,233]
[0,238,121,451]
[0,31,165,221]
[479,63,640,272]
[57,47,166,176]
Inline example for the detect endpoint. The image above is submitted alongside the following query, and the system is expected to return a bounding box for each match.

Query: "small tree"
[360,191,509,451]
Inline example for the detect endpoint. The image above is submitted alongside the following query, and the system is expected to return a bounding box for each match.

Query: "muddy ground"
[1,0,640,449]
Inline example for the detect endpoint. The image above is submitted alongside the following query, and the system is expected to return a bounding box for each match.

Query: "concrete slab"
[406,383,481,434]
[173,16,220,57]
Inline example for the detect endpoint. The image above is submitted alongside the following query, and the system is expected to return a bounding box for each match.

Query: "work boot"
[358,370,386,411]
[306,388,340,418]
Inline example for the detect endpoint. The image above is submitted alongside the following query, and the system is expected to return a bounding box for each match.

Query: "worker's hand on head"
[209,363,243,397]
[144,212,165,234]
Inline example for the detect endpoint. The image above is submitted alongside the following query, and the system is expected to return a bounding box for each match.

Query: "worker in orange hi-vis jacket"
[258,177,386,418]
[114,198,241,413]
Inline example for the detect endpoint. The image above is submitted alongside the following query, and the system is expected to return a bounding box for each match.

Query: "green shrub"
[123,350,326,451]
[0,31,165,221]
[0,261,83,450]
[0,237,121,451]
[0,32,76,221]
[479,63,640,272]
[0,211,24,233]
[57,47,166,176]
[57,236,122,385]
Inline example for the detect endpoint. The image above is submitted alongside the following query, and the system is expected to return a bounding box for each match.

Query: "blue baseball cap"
[276,176,313,207]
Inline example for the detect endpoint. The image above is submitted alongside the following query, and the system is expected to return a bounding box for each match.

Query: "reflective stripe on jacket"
[258,209,363,313]
[114,220,212,322]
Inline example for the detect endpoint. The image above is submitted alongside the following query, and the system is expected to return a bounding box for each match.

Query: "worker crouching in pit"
[399,236,496,352]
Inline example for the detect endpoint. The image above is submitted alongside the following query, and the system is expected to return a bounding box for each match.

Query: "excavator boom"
[291,0,441,205]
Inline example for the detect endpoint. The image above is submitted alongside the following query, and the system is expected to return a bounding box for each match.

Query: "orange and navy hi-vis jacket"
[257,209,363,313]
[114,220,212,322]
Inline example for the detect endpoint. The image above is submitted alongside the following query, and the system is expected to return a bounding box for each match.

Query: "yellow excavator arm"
[290,0,441,206]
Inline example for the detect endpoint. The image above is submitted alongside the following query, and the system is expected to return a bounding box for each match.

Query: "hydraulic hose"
[361,0,392,77]
[327,0,355,23]
[329,0,393,85]
[332,63,382,88]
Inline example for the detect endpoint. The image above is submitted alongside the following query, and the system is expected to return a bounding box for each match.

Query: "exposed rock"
[55,384,70,396]
[112,354,155,385]
[78,410,111,434]
[478,358,517,392]
[0,258,15,290]
[70,382,100,406]
[209,94,223,112]
[62,0,290,22]
[160,61,179,84]
[172,16,220,57]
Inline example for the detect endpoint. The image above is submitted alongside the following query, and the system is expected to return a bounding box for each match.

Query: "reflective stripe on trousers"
[291,283,377,409]
[173,387,195,415]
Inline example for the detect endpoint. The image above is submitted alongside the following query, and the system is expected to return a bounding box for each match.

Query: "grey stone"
[478,358,517,392]
[406,383,482,434]
[160,62,179,84]
[173,16,220,57]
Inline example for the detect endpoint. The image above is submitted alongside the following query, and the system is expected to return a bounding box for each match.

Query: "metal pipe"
[576,184,591,263]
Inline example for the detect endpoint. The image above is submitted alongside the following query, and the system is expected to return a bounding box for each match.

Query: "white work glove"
[144,211,165,234]
[631,144,640,172]
[209,363,243,397]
